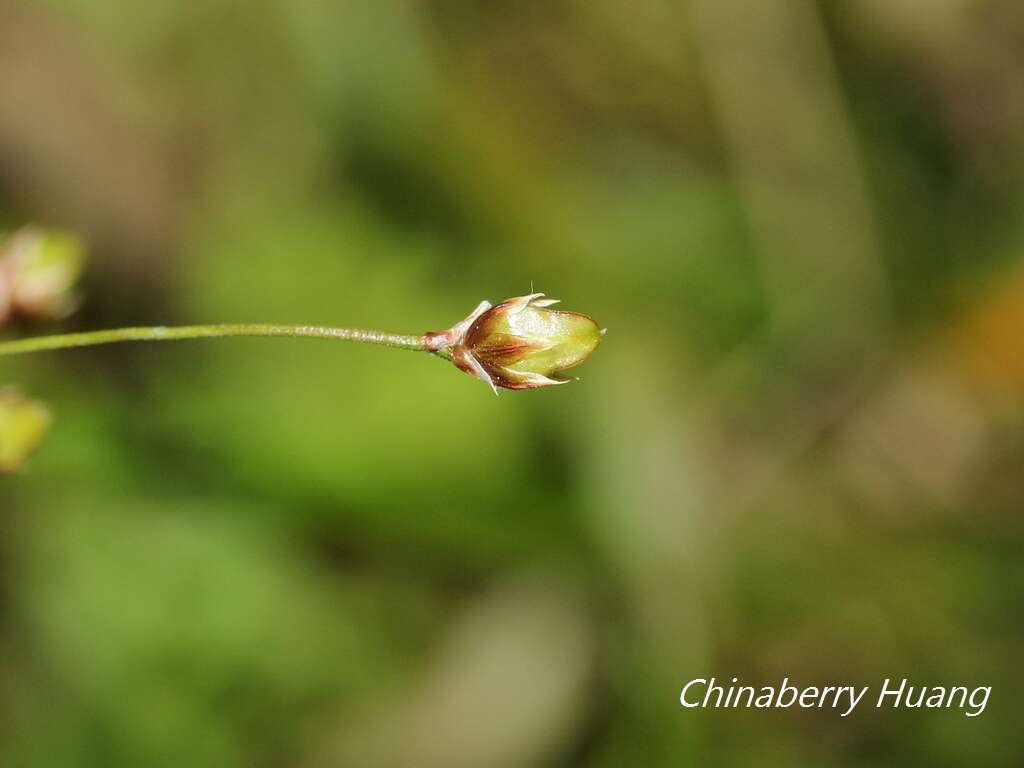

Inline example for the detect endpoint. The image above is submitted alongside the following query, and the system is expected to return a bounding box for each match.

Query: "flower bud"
[0,227,85,324]
[0,388,52,474]
[428,293,604,393]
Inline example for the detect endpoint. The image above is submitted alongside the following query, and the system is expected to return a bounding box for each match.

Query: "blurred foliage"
[1,1,1023,766]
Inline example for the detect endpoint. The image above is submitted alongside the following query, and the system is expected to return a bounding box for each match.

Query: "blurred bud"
[0,388,52,474]
[426,293,604,393]
[0,226,85,324]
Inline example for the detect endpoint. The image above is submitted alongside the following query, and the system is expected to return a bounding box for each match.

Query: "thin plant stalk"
[0,324,428,357]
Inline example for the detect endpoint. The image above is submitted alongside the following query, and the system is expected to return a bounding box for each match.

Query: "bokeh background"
[2,1,1024,765]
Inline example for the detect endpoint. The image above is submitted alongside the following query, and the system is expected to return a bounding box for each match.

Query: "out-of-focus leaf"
[948,265,1024,399]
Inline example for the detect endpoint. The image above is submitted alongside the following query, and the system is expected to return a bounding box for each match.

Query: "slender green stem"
[0,324,428,357]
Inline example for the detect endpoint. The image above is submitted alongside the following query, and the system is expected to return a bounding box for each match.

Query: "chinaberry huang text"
[679,678,990,717]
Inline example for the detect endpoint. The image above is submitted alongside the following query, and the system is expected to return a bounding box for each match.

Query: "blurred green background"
[2,1,1024,765]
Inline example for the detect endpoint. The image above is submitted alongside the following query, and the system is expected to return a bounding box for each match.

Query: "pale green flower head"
[440,293,605,393]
